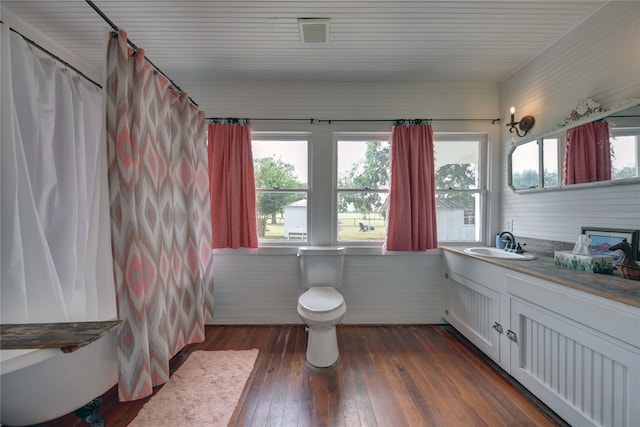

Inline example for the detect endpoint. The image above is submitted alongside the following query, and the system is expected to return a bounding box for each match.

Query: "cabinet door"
[510,298,640,427]
[443,271,501,362]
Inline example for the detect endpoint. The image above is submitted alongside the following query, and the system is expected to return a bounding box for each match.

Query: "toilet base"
[305,326,339,368]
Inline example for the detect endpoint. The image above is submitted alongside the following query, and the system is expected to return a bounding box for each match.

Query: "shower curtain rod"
[206,117,501,124]
[2,22,102,89]
[207,118,317,123]
[84,0,199,107]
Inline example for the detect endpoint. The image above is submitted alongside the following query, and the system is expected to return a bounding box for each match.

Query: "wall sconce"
[507,106,535,137]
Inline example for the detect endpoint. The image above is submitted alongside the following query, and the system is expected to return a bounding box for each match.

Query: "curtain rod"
[319,118,501,124]
[84,0,199,107]
[207,117,501,124]
[2,21,102,89]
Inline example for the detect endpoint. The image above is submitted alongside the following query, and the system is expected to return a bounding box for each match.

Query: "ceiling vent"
[298,18,330,44]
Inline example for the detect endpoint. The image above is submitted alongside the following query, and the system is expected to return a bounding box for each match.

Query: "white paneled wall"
[184,81,499,121]
[502,185,640,243]
[210,252,443,325]
[499,2,640,243]
[340,255,443,324]
[1,8,102,82]
[210,254,302,324]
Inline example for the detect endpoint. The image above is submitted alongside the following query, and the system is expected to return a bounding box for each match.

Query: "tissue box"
[554,251,614,274]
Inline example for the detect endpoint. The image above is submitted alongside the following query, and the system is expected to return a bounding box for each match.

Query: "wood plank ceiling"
[3,1,606,85]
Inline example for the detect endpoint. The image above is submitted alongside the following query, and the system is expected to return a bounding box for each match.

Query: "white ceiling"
[3,0,607,85]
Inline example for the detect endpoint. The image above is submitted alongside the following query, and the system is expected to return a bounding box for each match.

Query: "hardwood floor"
[38,325,568,427]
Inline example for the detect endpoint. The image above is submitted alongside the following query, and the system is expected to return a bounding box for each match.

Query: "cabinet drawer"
[507,273,640,349]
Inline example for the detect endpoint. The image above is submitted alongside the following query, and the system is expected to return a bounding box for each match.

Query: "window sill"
[212,246,443,256]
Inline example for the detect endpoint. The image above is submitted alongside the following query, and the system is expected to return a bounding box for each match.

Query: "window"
[611,132,639,180]
[252,134,309,243]
[250,130,487,247]
[542,137,559,187]
[463,209,475,225]
[434,136,486,242]
[334,133,486,244]
[336,135,390,242]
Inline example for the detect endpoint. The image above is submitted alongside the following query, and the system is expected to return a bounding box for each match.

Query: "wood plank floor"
[37,325,568,427]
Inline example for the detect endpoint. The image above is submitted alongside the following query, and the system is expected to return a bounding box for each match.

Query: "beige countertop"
[441,246,640,309]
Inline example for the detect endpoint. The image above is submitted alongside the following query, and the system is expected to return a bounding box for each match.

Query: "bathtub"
[0,328,118,426]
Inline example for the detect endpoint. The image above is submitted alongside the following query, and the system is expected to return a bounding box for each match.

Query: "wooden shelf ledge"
[0,320,122,353]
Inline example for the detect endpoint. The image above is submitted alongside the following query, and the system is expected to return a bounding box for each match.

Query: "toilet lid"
[299,287,344,313]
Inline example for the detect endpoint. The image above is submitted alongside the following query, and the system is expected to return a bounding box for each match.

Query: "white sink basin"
[463,247,537,260]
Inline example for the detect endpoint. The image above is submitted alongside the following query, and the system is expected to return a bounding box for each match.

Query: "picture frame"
[581,227,640,261]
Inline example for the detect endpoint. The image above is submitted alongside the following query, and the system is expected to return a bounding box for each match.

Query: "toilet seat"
[298,287,344,314]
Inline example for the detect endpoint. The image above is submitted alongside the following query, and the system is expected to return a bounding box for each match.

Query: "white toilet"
[297,246,347,368]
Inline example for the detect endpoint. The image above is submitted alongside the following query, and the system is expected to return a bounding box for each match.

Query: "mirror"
[508,100,640,192]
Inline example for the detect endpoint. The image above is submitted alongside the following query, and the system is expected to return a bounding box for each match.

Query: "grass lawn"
[262,213,385,241]
[338,214,385,240]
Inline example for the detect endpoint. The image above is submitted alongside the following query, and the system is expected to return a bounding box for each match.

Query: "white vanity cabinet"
[442,249,640,427]
[441,252,506,365]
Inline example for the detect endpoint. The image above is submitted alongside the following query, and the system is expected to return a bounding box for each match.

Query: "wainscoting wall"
[210,252,443,325]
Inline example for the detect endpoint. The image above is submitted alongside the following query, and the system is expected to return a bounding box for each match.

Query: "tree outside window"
[252,138,308,241]
[337,136,484,242]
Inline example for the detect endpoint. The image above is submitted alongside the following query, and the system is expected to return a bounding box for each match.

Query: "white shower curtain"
[0,24,116,323]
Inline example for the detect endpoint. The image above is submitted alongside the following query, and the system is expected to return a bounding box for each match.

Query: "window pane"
[337,192,387,241]
[337,140,390,189]
[434,140,479,189]
[611,135,638,180]
[436,192,479,242]
[543,138,559,187]
[511,141,539,189]
[252,140,308,189]
[252,138,308,243]
[256,193,307,241]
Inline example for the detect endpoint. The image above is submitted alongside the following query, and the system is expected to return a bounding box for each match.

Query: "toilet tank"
[297,246,346,288]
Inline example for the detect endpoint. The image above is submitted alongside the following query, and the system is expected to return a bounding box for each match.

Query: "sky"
[252,140,308,182]
[251,139,385,183]
[253,135,637,184]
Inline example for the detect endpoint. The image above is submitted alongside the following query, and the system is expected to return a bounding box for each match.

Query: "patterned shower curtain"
[105,29,215,401]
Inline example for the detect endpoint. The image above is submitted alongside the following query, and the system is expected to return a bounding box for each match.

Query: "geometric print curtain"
[105,29,215,401]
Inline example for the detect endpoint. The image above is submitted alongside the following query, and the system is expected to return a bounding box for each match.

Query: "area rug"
[129,349,259,426]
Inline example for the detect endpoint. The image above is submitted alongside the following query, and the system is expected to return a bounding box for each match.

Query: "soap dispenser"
[496,234,507,249]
